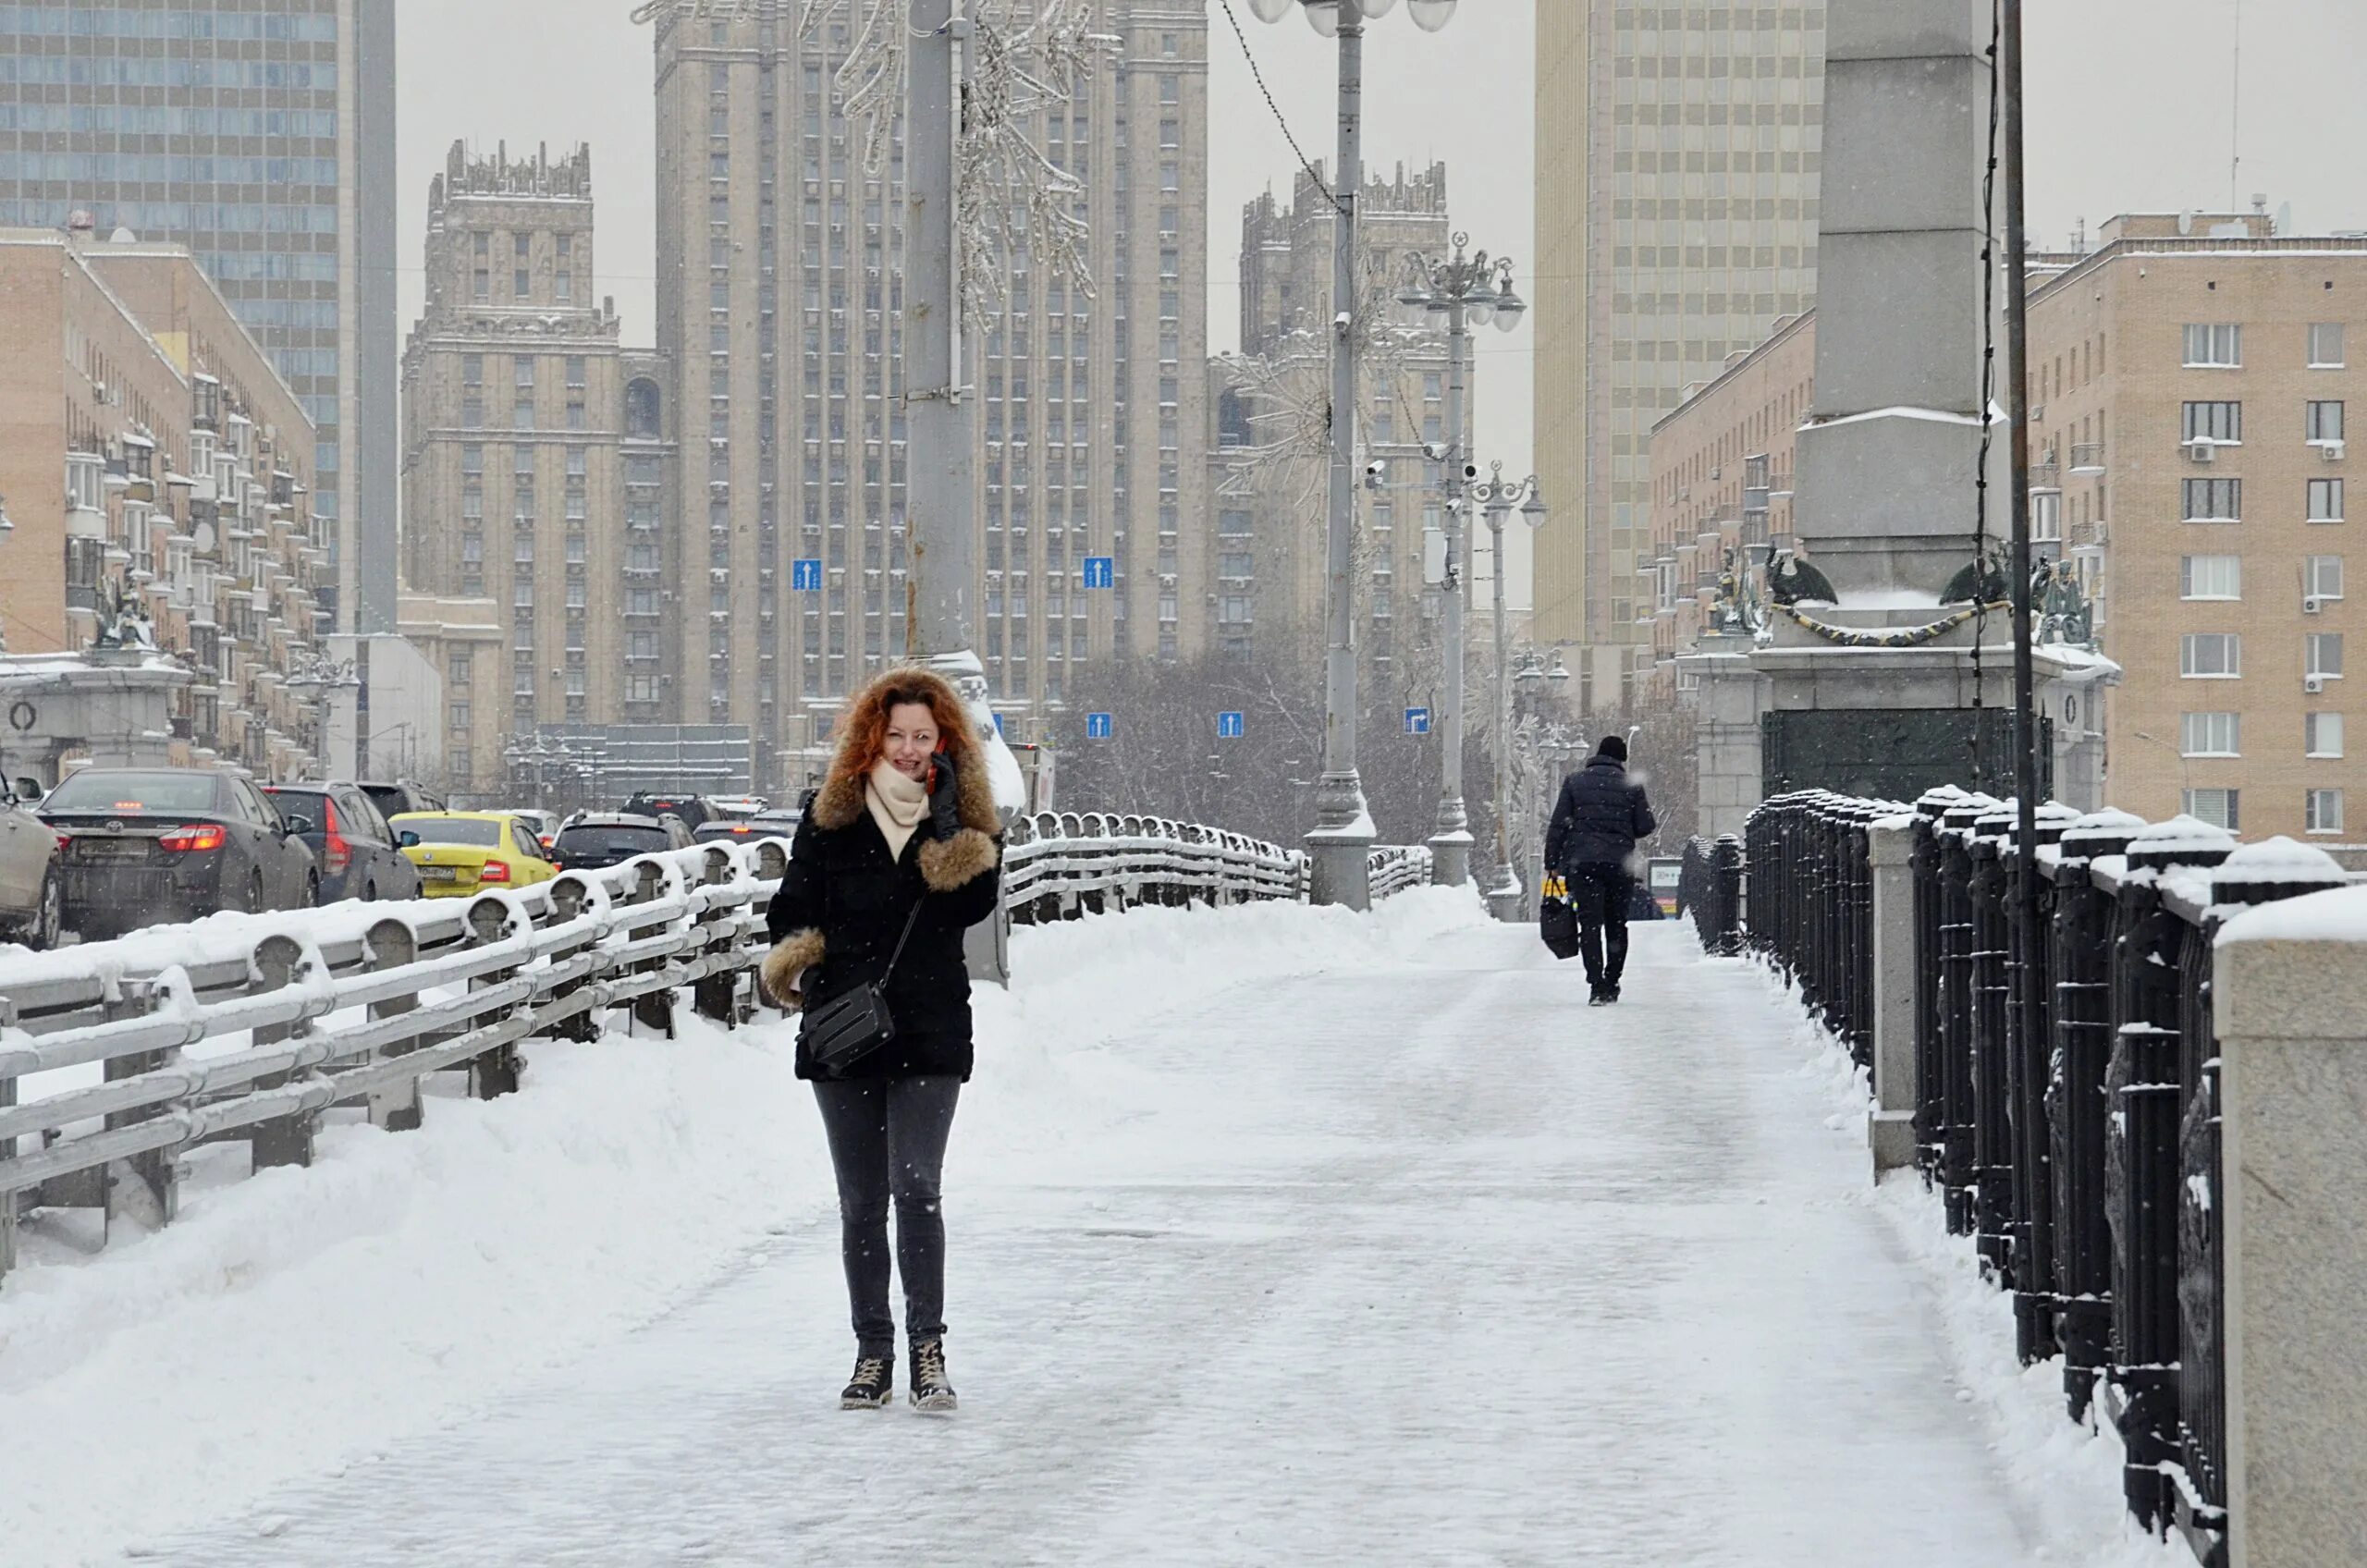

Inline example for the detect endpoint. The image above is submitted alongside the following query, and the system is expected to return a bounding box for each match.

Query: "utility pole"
[2001,0,2043,1131]
[1304,8,1375,908]
[904,0,984,695]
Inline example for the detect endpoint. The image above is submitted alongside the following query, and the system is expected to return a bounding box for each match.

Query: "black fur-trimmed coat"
[761,746,1002,1082]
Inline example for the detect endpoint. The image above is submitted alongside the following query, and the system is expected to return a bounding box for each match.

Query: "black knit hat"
[1596,735,1628,764]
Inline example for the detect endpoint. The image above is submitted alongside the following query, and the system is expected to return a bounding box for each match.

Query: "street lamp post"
[1249,0,1458,908]
[1399,235,1525,888]
[1471,463,1546,918]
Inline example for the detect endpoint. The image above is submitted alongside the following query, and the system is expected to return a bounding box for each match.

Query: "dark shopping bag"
[1539,876,1580,961]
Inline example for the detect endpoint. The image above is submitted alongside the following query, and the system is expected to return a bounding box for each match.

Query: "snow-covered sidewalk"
[6,894,2179,1565]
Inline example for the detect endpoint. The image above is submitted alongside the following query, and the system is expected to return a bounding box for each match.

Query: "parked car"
[551,812,693,871]
[691,811,801,847]
[0,777,64,948]
[359,779,448,826]
[38,767,319,938]
[619,791,715,831]
[703,794,769,820]
[262,782,423,903]
[391,811,558,899]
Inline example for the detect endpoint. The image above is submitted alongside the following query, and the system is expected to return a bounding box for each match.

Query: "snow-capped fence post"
[362,917,423,1133]
[2103,819,2235,1534]
[1932,793,1994,1237]
[625,861,677,1040]
[1865,815,1919,1174]
[245,933,319,1171]
[693,848,740,1026]
[2004,801,2080,1366]
[2042,809,2142,1420]
[1968,804,2016,1279]
[2211,872,2367,1568]
[463,900,523,1099]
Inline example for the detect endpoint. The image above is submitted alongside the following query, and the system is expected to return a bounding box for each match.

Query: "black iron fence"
[1731,787,2353,1566]
[1678,833,1744,956]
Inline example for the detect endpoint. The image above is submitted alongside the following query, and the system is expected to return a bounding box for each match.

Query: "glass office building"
[0,0,398,632]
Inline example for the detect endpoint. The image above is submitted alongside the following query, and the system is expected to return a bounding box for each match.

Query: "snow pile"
[0,888,1487,1564]
[1766,986,2195,1568]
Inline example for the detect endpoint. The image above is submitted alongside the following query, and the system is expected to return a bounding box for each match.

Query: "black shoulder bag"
[803,895,926,1077]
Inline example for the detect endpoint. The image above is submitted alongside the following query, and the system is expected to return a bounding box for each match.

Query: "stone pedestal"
[1867,819,1919,1173]
[2212,919,2367,1568]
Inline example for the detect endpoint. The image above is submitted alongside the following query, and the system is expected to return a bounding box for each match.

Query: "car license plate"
[80,839,149,862]
[419,864,459,882]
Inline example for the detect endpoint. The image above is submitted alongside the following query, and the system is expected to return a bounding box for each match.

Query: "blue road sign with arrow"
[1085,712,1114,740]
[1082,556,1115,590]
[1217,711,1245,740]
[791,558,824,592]
[1404,706,1431,735]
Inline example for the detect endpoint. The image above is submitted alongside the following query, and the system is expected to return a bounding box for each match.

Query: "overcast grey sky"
[395,0,2367,599]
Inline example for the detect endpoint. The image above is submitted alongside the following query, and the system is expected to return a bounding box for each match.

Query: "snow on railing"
[1365,843,1434,903]
[0,813,1431,1287]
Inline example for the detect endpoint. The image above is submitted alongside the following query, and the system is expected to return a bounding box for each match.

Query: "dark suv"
[551,812,693,871]
[360,779,448,825]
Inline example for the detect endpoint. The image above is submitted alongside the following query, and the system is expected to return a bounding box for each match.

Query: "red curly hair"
[828,664,980,786]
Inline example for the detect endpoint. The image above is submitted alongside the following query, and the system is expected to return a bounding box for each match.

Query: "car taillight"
[320,800,350,874]
[479,860,511,883]
[159,824,227,852]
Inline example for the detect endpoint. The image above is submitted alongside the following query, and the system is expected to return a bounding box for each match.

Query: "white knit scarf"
[865,758,929,862]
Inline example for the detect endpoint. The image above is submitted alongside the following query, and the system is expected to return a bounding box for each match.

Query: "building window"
[2181,632,2240,677]
[2307,788,2346,835]
[2310,322,2346,368]
[473,268,489,301]
[2310,477,2345,522]
[463,354,484,386]
[449,651,472,688]
[2307,400,2346,445]
[2182,478,2241,521]
[2308,555,2345,600]
[2180,554,2241,599]
[2180,712,2239,757]
[2308,631,2345,679]
[2182,789,2240,830]
[2307,712,2346,758]
[2183,323,2241,367]
[2182,400,2241,444]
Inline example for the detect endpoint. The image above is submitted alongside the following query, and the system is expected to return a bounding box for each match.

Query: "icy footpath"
[0,888,1480,1566]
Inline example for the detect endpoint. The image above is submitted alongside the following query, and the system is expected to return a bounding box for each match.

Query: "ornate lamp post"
[1247,0,1458,907]
[1398,236,1525,888]
[1472,463,1546,917]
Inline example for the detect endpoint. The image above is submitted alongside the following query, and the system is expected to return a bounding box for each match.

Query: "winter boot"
[910,1339,958,1413]
[840,1351,894,1410]
[1587,983,1610,1007]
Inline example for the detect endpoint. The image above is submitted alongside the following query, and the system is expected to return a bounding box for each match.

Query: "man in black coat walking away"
[1542,735,1658,1005]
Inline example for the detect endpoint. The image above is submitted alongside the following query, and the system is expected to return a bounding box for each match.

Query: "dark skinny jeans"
[811,1075,962,1356]
[1570,863,1634,988]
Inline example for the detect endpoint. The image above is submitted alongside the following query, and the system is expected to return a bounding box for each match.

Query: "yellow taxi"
[390,810,559,898]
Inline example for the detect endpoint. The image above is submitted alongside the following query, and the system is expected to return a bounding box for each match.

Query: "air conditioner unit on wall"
[2306,675,2327,694]
[2306,594,2325,614]
[2186,440,2216,462]
[2323,441,2347,461]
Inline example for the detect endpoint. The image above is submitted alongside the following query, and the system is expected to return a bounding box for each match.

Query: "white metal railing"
[1367,844,1434,901]
[1003,812,1307,918]
[1,815,1444,1286]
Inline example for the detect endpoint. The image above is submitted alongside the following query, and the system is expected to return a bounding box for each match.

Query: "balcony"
[2068,442,2104,474]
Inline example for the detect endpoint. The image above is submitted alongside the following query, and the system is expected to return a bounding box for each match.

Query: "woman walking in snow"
[762,666,1003,1412]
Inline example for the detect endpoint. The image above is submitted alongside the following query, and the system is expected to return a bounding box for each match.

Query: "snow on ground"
[4,893,2185,1565]
[0,890,1477,1566]
[1768,984,2194,1568]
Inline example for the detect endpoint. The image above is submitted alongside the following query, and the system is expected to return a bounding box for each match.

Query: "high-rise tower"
[0,0,399,636]
[644,0,1208,782]
[1532,5,1824,709]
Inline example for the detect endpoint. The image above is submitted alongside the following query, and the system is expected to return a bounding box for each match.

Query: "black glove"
[927,750,963,837]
